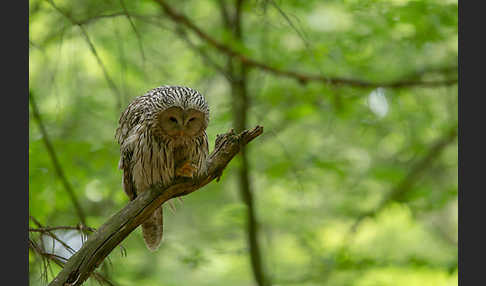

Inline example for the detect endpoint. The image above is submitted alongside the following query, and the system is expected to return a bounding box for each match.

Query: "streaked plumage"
[116,85,209,251]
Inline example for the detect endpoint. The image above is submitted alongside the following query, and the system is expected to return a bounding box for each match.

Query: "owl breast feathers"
[115,85,210,251]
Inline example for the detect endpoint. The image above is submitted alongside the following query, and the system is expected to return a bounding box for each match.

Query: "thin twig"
[29,91,87,225]
[77,12,161,26]
[40,11,168,59]
[30,215,44,228]
[29,217,78,254]
[46,0,122,111]
[268,0,310,48]
[29,216,116,285]
[174,26,233,81]
[30,239,116,286]
[267,0,332,79]
[29,225,96,233]
[119,0,146,63]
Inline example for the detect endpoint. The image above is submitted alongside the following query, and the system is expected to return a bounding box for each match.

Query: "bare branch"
[48,126,263,286]
[29,91,87,226]
[29,217,80,255]
[29,225,96,233]
[29,215,44,228]
[30,238,116,286]
[153,0,457,88]
[29,216,122,285]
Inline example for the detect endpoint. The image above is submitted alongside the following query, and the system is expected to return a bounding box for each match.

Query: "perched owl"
[115,85,209,251]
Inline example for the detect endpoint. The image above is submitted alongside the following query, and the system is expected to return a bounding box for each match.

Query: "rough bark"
[48,126,263,286]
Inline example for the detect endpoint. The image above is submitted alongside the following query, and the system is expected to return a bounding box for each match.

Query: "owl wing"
[119,151,136,200]
[116,97,149,201]
[195,131,210,176]
[201,131,209,160]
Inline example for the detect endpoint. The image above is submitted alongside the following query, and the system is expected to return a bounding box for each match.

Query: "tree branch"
[48,126,263,286]
[29,225,96,233]
[153,0,457,88]
[29,91,87,226]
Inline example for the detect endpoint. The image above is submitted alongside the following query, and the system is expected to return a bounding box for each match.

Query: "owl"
[115,85,210,251]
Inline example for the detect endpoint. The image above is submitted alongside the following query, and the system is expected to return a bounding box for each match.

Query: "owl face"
[157,106,207,138]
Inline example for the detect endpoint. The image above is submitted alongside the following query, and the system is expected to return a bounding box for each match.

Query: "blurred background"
[29,0,458,285]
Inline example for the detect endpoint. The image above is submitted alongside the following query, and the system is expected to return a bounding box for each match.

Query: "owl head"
[149,86,209,139]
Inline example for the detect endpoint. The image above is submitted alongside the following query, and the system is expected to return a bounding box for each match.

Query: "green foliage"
[29,0,457,285]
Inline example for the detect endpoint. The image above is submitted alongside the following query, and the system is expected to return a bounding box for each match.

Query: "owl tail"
[142,206,163,251]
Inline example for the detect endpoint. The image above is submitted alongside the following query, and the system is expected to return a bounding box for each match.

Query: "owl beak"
[178,130,185,137]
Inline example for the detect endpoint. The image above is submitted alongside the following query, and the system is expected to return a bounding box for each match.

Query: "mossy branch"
[48,126,264,286]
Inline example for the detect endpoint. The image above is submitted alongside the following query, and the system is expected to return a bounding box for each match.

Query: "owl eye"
[169,117,178,123]
[188,117,196,122]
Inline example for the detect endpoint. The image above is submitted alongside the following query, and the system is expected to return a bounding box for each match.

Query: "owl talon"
[176,162,197,178]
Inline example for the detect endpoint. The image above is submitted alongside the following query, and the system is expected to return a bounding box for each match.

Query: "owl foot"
[176,162,197,178]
